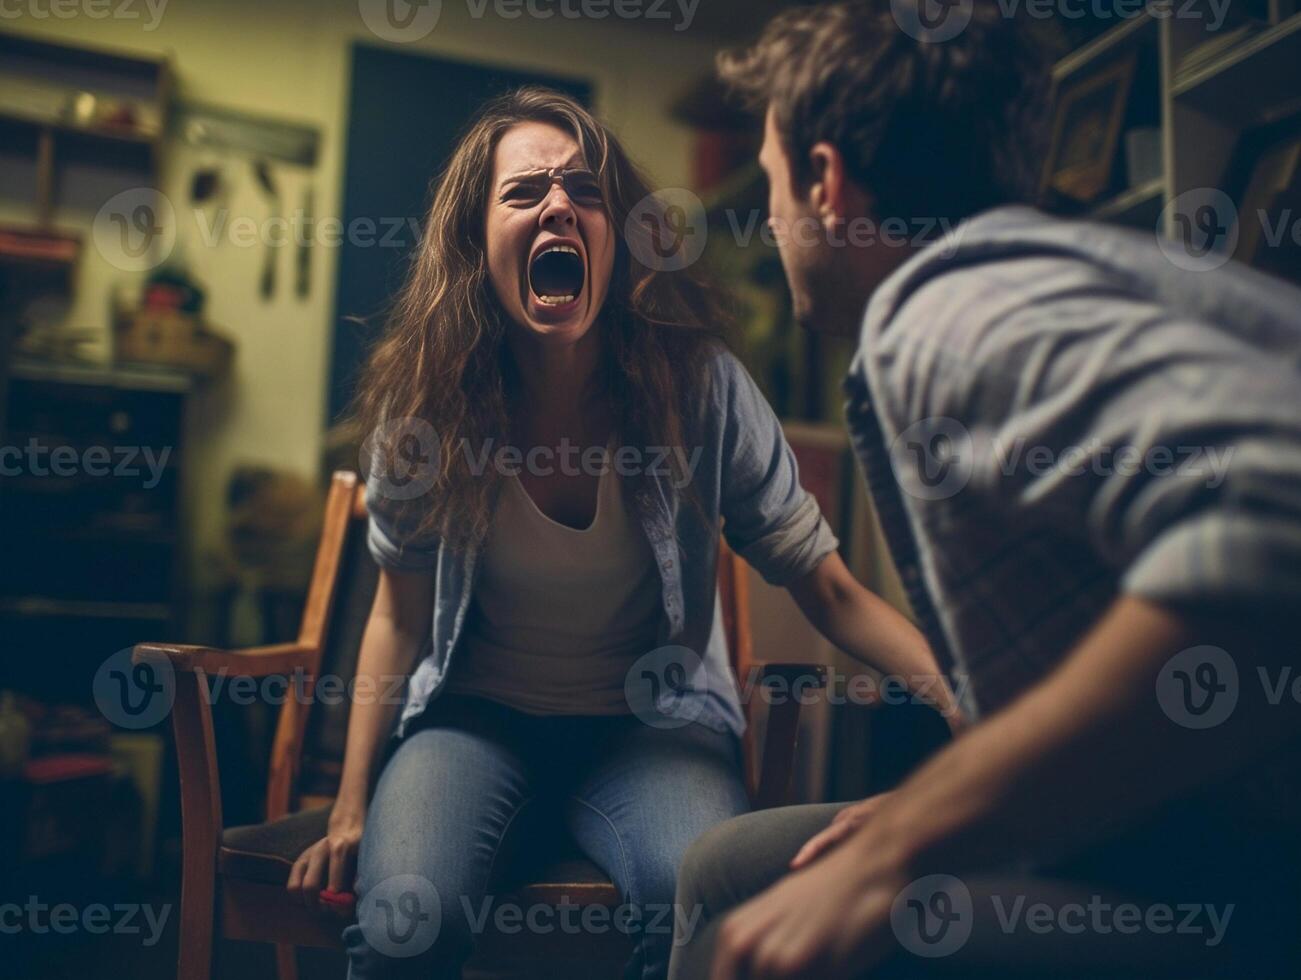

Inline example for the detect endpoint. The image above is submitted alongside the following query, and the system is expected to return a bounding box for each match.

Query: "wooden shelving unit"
[1047,2,1301,243]
[1172,12,1301,121]
[1053,5,1159,83]
[1090,175,1166,224]
[0,31,172,228]
[0,358,194,706]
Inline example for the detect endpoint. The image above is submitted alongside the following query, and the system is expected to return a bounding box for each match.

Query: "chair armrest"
[133,642,317,677]
[753,663,827,809]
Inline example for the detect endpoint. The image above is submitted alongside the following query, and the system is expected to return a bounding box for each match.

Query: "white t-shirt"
[445,464,662,715]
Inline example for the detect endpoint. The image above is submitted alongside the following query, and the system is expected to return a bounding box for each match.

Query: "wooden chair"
[135,470,826,980]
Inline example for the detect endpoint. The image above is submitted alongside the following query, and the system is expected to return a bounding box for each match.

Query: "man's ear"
[808,141,871,229]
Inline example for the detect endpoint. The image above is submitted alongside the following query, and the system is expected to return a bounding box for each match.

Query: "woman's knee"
[345,872,477,979]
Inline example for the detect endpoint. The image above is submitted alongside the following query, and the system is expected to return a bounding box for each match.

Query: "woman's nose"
[539,185,577,228]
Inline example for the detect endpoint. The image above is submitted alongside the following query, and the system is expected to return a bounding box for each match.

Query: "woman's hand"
[284,566,432,914]
[787,555,955,722]
[789,791,893,870]
[287,804,365,915]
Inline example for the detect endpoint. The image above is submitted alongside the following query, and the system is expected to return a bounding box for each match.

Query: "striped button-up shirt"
[845,205,1301,817]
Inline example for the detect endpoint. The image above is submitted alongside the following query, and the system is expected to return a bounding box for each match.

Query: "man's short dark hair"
[718,0,1054,226]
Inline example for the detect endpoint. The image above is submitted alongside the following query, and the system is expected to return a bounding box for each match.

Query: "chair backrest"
[296,482,378,800]
[269,470,757,817]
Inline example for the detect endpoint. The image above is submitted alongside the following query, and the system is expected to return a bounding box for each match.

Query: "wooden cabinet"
[0,359,190,705]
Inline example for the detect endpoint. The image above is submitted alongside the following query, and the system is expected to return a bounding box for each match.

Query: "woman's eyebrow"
[498,164,593,187]
[499,169,548,186]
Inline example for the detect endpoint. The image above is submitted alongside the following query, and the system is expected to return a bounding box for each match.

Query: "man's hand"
[708,595,1300,980]
[712,829,906,980]
[789,792,894,870]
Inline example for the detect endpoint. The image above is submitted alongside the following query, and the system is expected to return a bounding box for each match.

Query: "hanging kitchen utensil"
[190,167,221,204]
[296,184,313,300]
[253,159,279,301]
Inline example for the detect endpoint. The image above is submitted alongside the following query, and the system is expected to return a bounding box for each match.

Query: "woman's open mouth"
[528,243,585,309]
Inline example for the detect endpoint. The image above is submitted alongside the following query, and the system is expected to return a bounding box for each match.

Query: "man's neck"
[832,237,918,337]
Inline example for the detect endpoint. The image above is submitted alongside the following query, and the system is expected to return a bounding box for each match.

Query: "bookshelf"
[0,31,172,228]
[1047,1,1301,254]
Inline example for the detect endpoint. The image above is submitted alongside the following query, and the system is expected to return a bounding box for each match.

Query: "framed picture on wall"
[1042,53,1137,204]
[1224,109,1301,284]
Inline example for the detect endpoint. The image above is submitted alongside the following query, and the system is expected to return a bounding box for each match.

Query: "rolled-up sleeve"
[711,350,839,585]
[897,270,1301,609]
[364,477,441,572]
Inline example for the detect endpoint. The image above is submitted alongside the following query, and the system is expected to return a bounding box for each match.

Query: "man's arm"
[709,594,1299,979]
[862,595,1295,874]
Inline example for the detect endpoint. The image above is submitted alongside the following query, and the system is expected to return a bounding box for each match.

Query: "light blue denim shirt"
[367,345,839,738]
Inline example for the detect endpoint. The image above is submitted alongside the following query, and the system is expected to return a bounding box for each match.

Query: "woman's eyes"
[502,186,541,204]
[566,179,603,205]
[501,177,603,207]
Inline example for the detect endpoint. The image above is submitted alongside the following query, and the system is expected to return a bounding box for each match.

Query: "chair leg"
[175,883,215,980]
[275,942,299,980]
[172,671,221,980]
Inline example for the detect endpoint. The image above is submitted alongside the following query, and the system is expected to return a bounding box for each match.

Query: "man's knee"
[682,804,847,912]
[677,810,788,916]
[677,817,743,907]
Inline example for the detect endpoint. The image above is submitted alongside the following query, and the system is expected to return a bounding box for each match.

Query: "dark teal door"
[328,43,591,421]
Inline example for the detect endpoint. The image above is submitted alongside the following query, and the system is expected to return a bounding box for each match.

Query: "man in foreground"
[669,3,1301,978]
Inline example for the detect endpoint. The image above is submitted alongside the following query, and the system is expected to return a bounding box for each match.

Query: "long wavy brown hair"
[350,87,729,548]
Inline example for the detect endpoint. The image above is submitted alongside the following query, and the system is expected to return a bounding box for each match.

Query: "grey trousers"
[668,800,1299,980]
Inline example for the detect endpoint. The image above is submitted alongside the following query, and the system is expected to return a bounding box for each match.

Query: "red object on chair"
[318,889,355,912]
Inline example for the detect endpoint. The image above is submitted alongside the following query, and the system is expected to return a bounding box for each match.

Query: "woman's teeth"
[538,294,575,305]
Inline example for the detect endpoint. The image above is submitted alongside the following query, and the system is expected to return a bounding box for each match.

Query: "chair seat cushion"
[220,805,332,885]
[219,806,621,904]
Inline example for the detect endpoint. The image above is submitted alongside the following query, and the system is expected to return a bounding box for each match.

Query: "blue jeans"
[343,694,750,980]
